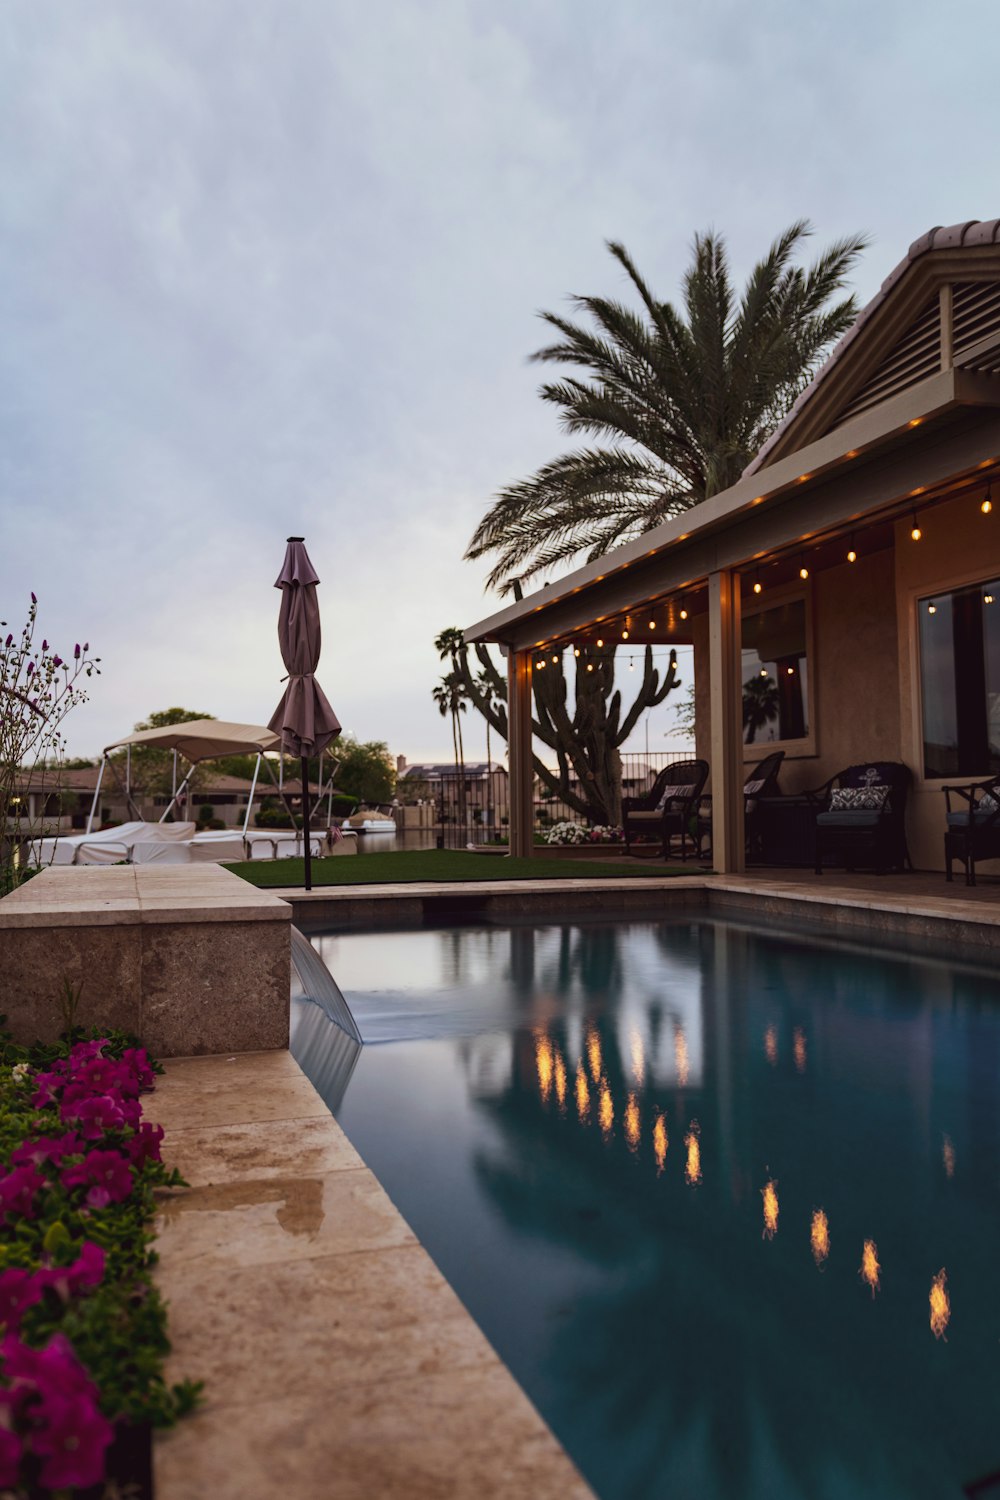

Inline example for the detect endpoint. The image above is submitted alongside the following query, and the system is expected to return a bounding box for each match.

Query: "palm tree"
[742,674,779,744]
[432,672,468,831]
[466,222,868,593]
[434,629,469,826]
[476,669,498,832]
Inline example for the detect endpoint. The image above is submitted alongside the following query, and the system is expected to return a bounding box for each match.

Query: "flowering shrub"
[544,821,624,846]
[0,1027,200,1493]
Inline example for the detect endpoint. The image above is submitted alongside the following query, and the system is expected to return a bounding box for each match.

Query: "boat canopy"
[103,719,281,762]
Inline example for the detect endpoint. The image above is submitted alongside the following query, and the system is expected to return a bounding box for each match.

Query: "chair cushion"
[744,778,765,795]
[830,785,888,811]
[946,810,1000,828]
[816,810,883,828]
[627,810,667,824]
[655,784,695,811]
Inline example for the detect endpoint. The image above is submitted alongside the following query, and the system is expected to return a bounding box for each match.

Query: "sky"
[2,0,999,766]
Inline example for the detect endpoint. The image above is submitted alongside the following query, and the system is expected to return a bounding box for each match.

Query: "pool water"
[292,915,1000,1500]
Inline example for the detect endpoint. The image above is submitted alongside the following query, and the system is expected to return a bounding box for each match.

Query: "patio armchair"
[809,761,912,875]
[942,774,1000,886]
[696,750,785,862]
[622,759,709,862]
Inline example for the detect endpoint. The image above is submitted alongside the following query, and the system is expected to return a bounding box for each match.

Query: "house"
[466,220,1000,873]
[398,758,508,823]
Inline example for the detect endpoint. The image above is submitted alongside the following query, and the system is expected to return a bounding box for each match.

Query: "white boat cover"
[36,822,196,866]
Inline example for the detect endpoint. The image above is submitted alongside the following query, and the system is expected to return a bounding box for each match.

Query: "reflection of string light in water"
[685,1121,702,1185]
[653,1113,668,1174]
[811,1209,830,1267]
[554,1051,567,1110]
[860,1239,881,1297]
[599,1080,614,1139]
[943,1135,955,1178]
[929,1268,950,1340]
[675,1026,690,1086]
[630,1027,645,1086]
[762,1179,779,1239]
[793,1027,807,1073]
[575,1064,590,1122]
[764,1025,778,1066]
[535,1034,553,1103]
[587,1027,602,1083]
[624,1093,640,1151]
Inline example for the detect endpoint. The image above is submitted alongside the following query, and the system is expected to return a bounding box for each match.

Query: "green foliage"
[227,849,692,886]
[466,223,869,594]
[255,803,300,829]
[330,793,359,817]
[334,737,396,806]
[114,706,215,799]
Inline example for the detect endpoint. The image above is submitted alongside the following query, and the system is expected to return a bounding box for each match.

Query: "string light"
[586,663,594,672]
[679,608,689,621]
[622,629,629,640]
[753,567,762,595]
[847,533,857,564]
[799,555,809,580]
[927,603,937,615]
[573,646,581,657]
[649,618,656,629]
[910,512,922,541]
[551,654,559,664]
[982,485,993,515]
[596,638,604,648]
[986,593,995,605]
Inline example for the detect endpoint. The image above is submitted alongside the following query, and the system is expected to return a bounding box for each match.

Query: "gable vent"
[836,295,941,424]
[953,282,1000,368]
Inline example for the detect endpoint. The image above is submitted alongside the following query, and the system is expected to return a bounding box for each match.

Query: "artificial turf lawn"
[226,849,696,887]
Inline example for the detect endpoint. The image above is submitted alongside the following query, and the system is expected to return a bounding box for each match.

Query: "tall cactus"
[451,636,680,826]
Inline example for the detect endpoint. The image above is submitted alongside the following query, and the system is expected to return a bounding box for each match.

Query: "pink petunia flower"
[0,1425,21,1488]
[61,1151,133,1205]
[0,1167,45,1222]
[0,1270,45,1330]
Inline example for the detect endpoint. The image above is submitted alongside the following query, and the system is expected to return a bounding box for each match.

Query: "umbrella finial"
[287,535,305,542]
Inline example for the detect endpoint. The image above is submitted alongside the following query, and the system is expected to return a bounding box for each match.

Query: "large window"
[741,599,809,745]
[919,577,1000,777]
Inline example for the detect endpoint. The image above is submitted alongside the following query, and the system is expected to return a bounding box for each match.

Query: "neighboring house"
[398,759,508,822]
[466,220,1000,873]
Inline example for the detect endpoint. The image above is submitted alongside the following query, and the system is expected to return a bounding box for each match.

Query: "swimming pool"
[291,913,1000,1500]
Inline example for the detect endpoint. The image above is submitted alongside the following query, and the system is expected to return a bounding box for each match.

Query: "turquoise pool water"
[292,915,1000,1500]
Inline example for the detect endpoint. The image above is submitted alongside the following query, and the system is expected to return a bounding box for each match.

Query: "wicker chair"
[943,774,1000,885]
[696,750,785,861]
[623,759,709,861]
[809,761,912,875]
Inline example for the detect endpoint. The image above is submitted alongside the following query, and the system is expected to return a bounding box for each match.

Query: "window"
[741,599,809,745]
[919,577,1000,777]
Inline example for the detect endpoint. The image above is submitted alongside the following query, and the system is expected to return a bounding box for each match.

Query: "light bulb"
[622,630,629,640]
[986,593,995,605]
[786,666,795,675]
[649,619,656,629]
[537,659,546,669]
[551,655,559,664]
[982,495,993,515]
[573,647,580,657]
[586,663,594,672]
[596,638,604,648]
[927,603,936,615]
[760,669,767,677]
[679,609,688,621]
[799,565,809,580]
[847,548,857,563]
[753,580,762,594]
[911,523,922,542]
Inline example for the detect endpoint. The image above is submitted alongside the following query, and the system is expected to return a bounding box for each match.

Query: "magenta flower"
[73,643,80,658]
[0,1270,45,1330]
[60,1092,128,1138]
[0,1425,21,1487]
[25,662,33,678]
[0,1166,45,1222]
[10,1132,82,1171]
[52,654,62,668]
[43,1242,105,1301]
[127,1121,164,1165]
[30,592,36,604]
[34,1388,114,1489]
[121,1047,156,1091]
[4,634,11,648]
[61,1150,133,1205]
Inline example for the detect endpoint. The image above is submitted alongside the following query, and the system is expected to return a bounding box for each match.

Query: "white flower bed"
[544,821,623,846]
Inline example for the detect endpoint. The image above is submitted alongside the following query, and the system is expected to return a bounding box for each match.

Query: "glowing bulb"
[586,663,594,672]
[927,603,936,614]
[760,668,767,677]
[911,524,922,541]
[986,593,995,605]
[621,629,629,640]
[799,565,809,580]
[574,647,580,657]
[649,619,656,629]
[537,659,546,669]
[929,1268,950,1340]
[982,496,993,515]
[847,548,857,563]
[551,655,559,664]
[753,580,762,594]
[596,638,604,648]
[679,608,688,620]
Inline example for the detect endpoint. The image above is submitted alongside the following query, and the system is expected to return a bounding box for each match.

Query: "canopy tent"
[85,718,340,840]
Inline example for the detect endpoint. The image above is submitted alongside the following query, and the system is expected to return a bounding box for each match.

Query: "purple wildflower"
[0,1167,45,1222]
[61,1150,133,1205]
[0,1270,45,1330]
[0,1426,21,1488]
[52,654,62,668]
[73,643,80,659]
[127,1122,164,1165]
[10,1132,82,1170]
[43,1242,105,1301]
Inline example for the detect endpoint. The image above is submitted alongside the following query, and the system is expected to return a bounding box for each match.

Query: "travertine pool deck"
[148,1049,594,1500]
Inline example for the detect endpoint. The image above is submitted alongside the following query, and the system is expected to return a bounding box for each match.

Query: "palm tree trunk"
[456,709,468,830]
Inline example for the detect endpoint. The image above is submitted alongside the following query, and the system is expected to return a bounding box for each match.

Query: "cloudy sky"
[2,0,998,764]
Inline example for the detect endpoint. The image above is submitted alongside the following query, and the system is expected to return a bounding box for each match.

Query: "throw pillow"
[829,785,889,812]
[655,783,695,812]
[981,790,999,813]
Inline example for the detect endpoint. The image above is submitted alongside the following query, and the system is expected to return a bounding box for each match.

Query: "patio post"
[708,568,745,874]
[507,649,534,858]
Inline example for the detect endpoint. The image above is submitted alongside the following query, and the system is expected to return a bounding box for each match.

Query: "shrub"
[196,803,215,828]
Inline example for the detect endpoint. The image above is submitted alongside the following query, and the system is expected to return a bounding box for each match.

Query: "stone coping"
[0,864,291,928]
[149,1050,593,1500]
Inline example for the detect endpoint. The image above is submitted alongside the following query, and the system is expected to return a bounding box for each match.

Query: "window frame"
[911,565,1000,785]
[740,580,818,762]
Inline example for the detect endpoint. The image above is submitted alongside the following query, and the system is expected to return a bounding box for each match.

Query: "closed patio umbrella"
[268,537,341,891]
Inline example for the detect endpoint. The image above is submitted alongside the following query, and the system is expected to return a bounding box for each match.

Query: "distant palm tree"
[467,222,868,593]
[434,628,469,826]
[432,672,469,829]
[742,674,779,744]
[476,669,499,831]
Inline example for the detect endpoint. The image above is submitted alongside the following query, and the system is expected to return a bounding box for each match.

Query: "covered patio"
[466,220,1000,879]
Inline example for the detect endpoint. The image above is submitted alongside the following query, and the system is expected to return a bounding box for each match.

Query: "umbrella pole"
[301,754,312,892]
